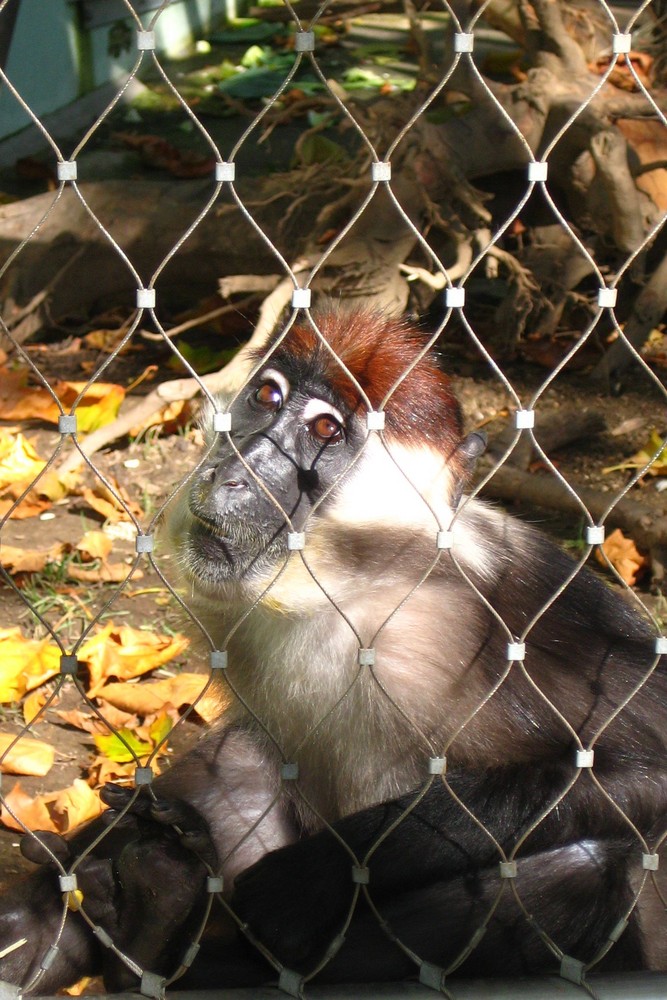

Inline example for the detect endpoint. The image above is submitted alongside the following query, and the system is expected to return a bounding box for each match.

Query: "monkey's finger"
[149,797,205,830]
[180,828,218,867]
[100,783,153,817]
[150,799,218,866]
[100,808,143,832]
[20,831,71,865]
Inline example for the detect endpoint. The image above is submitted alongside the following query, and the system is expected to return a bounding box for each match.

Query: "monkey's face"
[173,363,362,590]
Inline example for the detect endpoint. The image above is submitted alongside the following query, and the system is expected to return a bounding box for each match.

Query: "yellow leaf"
[0,628,61,703]
[0,431,45,490]
[0,431,79,518]
[604,429,667,476]
[22,688,48,725]
[148,712,172,747]
[62,975,93,996]
[79,623,189,696]
[0,733,55,776]
[0,372,125,433]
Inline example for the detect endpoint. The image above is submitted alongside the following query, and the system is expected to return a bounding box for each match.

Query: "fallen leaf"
[0,542,65,574]
[595,528,649,586]
[67,562,141,584]
[604,429,667,477]
[1,782,54,831]
[76,530,113,561]
[97,672,209,715]
[22,688,49,725]
[83,327,136,353]
[0,431,79,519]
[129,398,192,436]
[591,51,652,91]
[0,431,45,490]
[94,711,172,763]
[112,132,215,178]
[80,623,189,696]
[0,733,55,776]
[94,728,154,763]
[56,704,139,734]
[87,757,139,788]
[0,628,61,703]
[76,479,143,523]
[0,371,125,432]
[1,778,104,833]
[617,119,667,211]
[62,977,95,996]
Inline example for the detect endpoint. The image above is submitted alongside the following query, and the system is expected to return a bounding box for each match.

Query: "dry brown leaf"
[68,562,142,584]
[2,780,104,833]
[77,479,143,523]
[129,398,192,436]
[1,782,55,831]
[87,757,140,788]
[0,542,65,574]
[76,530,113,561]
[591,51,653,90]
[0,493,51,519]
[56,703,139,734]
[80,623,189,697]
[112,132,215,178]
[0,733,55,776]
[595,528,649,586]
[97,672,209,716]
[1,538,138,584]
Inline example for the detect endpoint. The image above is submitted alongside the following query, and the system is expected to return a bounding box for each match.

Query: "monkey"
[1,307,666,994]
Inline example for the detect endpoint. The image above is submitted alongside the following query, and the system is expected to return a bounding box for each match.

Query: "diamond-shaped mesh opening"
[1,0,667,996]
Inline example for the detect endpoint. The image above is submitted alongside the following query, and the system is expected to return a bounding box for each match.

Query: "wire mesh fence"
[1,0,667,997]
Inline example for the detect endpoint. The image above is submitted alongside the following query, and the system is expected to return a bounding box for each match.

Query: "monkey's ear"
[456,431,487,474]
[450,431,487,508]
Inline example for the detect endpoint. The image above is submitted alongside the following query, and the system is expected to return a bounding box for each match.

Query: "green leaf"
[295,134,349,166]
[94,729,153,764]
[211,22,283,44]
[149,713,172,747]
[170,340,237,374]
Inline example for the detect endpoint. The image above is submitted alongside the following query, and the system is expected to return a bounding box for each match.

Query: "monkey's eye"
[254,381,283,411]
[309,414,344,443]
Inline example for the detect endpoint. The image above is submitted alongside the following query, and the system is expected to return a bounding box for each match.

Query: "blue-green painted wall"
[0,0,226,141]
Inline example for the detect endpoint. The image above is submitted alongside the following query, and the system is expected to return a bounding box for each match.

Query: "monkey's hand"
[0,787,217,994]
[93,783,219,991]
[0,830,118,994]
